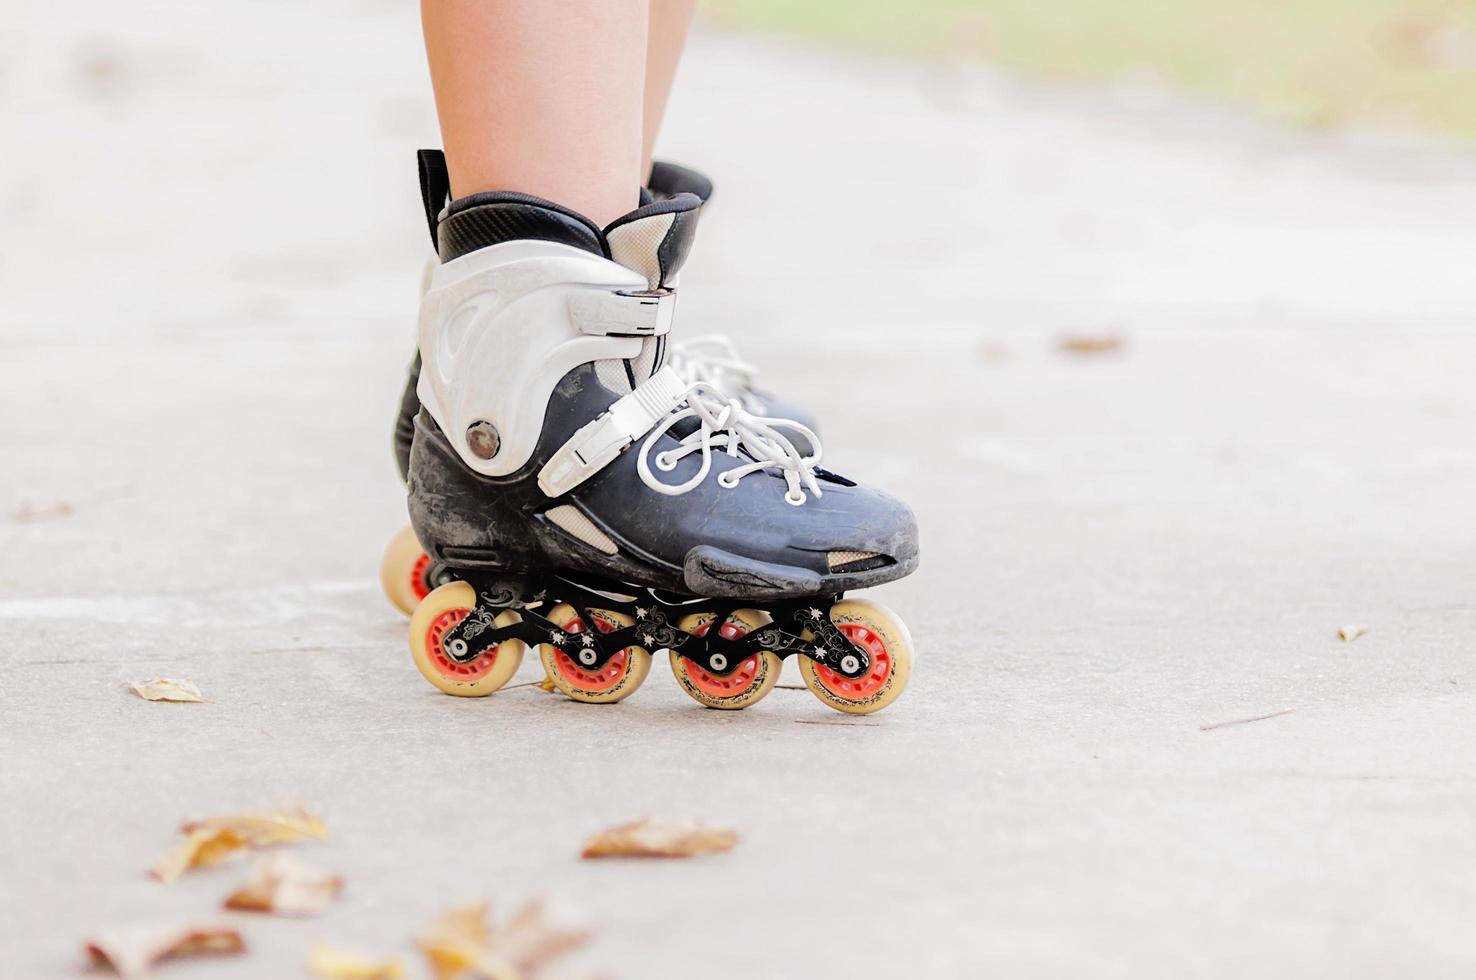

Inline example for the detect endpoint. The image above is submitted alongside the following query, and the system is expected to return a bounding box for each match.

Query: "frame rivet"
[467,420,500,460]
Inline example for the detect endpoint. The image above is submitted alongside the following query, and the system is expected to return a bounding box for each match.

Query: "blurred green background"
[702,0,1476,138]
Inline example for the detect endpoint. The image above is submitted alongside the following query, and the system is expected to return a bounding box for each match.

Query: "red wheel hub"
[409,552,433,601]
[812,622,891,700]
[425,607,498,681]
[682,618,761,699]
[553,613,630,693]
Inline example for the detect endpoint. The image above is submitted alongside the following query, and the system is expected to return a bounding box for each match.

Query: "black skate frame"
[438,569,875,679]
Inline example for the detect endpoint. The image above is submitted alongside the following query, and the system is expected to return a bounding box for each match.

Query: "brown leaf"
[975,340,1010,362]
[149,828,250,883]
[84,922,244,978]
[129,678,208,703]
[12,500,74,523]
[224,853,343,916]
[484,900,592,978]
[180,804,328,843]
[1057,333,1124,356]
[1199,707,1295,731]
[308,944,406,979]
[580,817,738,859]
[417,902,494,980]
[151,805,327,882]
[417,899,591,980]
[1337,623,1369,642]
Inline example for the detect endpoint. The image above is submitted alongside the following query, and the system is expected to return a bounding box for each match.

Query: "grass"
[701,0,1476,139]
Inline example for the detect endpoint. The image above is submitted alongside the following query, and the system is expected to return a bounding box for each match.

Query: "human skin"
[422,0,694,226]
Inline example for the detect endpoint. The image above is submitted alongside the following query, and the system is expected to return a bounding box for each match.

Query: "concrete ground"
[3,2,1476,977]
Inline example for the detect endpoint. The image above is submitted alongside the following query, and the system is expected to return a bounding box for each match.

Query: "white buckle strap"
[538,365,689,497]
[567,287,677,337]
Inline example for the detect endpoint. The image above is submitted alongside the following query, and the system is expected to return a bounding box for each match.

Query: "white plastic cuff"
[538,365,689,497]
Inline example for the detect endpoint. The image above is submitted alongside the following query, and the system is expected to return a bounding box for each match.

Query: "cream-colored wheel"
[797,598,912,715]
[538,603,651,704]
[408,581,526,697]
[669,609,782,710]
[380,524,435,615]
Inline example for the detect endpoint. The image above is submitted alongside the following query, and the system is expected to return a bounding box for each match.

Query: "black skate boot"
[381,153,818,614]
[400,172,918,715]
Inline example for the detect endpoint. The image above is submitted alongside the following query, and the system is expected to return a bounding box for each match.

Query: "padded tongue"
[597,193,704,392]
[593,338,664,394]
[603,193,703,290]
[597,207,668,392]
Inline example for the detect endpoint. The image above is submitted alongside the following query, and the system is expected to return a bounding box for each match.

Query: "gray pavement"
[4,2,1476,977]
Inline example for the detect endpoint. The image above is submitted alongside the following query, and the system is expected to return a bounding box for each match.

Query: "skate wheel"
[669,610,782,710]
[381,524,436,616]
[538,603,651,704]
[798,599,912,715]
[408,581,526,697]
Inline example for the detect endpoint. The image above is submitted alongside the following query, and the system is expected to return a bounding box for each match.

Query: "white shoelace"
[666,335,765,413]
[636,380,824,506]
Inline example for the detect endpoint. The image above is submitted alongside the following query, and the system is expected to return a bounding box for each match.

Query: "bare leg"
[422,0,649,226]
[642,0,696,179]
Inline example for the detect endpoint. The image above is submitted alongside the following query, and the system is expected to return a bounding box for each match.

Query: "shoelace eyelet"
[637,379,823,504]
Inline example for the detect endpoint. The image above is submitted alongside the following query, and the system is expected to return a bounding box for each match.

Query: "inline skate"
[380,155,818,615]
[400,157,918,714]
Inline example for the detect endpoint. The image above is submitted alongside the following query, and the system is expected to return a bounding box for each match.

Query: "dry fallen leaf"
[85,922,245,979]
[418,901,494,980]
[308,944,406,979]
[580,817,738,859]
[150,828,250,884]
[12,499,75,523]
[487,899,593,978]
[151,805,328,883]
[224,853,343,916]
[1057,333,1124,356]
[1199,707,1295,731]
[417,899,591,980]
[129,678,208,703]
[976,340,1011,362]
[180,804,328,842]
[1338,623,1369,642]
